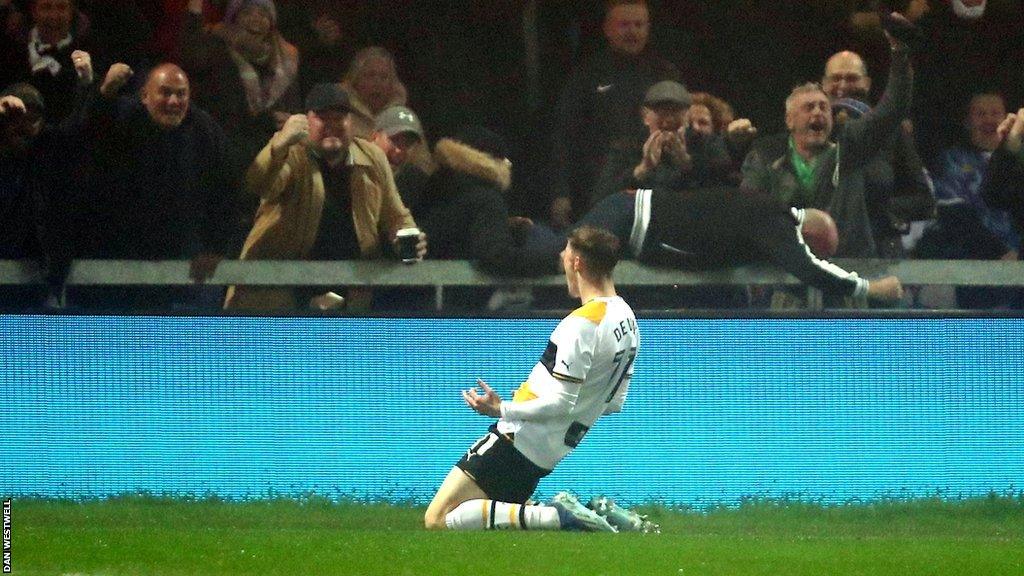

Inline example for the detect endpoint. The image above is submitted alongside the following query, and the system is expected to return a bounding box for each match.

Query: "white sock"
[444,499,561,530]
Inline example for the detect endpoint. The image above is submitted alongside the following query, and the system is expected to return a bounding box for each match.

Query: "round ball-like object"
[801,209,839,258]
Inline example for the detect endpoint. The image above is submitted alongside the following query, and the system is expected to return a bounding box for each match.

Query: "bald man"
[822,51,871,101]
[820,49,936,258]
[139,63,191,130]
[70,57,235,310]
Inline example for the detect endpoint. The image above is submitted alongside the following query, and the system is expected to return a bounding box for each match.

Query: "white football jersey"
[497,296,639,470]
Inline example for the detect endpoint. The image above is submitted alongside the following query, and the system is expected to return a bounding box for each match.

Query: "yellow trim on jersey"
[552,372,585,384]
[513,381,539,402]
[570,300,607,324]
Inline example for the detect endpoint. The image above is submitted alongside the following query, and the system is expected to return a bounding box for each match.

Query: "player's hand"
[462,378,502,418]
[867,275,904,302]
[100,63,133,98]
[71,50,93,85]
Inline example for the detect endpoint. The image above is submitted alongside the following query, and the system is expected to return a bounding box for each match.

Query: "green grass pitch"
[10,495,1024,576]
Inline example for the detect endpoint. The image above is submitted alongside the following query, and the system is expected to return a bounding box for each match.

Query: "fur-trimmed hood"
[433,138,511,191]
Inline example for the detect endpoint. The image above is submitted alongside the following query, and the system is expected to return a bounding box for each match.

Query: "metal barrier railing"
[2,259,1023,310]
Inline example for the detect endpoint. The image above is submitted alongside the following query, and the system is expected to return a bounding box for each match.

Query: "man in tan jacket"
[225,83,425,311]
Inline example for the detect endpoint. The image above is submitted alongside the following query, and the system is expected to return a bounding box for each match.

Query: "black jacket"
[982,148,1024,249]
[78,90,235,260]
[415,139,557,277]
[551,47,680,215]
[641,187,866,298]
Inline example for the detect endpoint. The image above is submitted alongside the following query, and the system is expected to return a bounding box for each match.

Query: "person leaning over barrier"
[518,186,904,304]
[224,83,426,312]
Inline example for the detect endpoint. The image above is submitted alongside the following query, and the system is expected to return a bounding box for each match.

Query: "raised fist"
[272,114,310,153]
[0,95,26,116]
[726,118,758,145]
[101,63,134,98]
[71,50,93,84]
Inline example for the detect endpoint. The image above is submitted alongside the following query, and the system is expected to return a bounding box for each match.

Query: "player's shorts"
[456,424,552,504]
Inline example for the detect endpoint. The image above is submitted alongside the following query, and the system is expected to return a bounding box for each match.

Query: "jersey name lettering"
[613,317,637,342]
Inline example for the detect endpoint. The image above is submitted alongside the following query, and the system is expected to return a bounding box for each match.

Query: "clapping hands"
[996,108,1024,154]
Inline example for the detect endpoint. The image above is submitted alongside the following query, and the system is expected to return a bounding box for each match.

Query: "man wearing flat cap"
[225,83,425,311]
[593,80,732,205]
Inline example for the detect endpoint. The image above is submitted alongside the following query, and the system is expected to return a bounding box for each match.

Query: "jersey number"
[604,347,637,403]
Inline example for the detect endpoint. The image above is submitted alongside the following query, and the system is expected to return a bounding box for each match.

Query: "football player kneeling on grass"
[424,226,654,532]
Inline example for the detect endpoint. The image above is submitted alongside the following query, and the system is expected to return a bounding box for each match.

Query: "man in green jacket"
[740,12,915,258]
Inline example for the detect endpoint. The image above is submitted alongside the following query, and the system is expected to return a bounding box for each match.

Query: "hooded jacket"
[414,139,557,277]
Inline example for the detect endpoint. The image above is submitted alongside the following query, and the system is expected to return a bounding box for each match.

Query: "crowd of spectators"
[1,0,1023,312]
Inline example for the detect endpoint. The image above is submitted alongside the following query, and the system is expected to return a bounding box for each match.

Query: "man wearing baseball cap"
[373,105,425,167]
[372,105,430,209]
[226,83,426,311]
